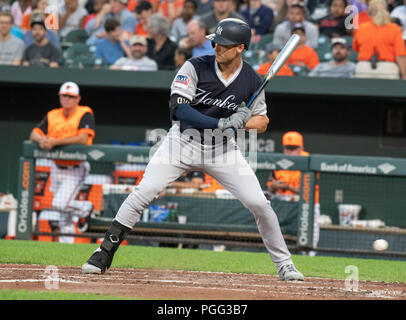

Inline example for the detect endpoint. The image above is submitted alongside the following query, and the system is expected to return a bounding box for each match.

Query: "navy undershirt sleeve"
[173,104,219,129]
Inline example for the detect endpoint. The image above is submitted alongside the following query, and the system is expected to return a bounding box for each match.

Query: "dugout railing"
[14,141,406,258]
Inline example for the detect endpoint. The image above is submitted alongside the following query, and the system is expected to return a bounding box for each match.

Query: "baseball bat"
[246,34,300,108]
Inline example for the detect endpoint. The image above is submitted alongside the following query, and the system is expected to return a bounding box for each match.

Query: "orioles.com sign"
[299,173,311,246]
[17,161,31,233]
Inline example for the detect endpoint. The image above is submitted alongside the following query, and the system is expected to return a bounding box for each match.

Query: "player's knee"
[244,196,269,214]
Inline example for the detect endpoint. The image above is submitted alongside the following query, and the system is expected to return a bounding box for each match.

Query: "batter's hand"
[218,102,252,131]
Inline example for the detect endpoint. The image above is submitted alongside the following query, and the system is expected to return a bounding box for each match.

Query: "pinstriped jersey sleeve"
[170,61,198,101]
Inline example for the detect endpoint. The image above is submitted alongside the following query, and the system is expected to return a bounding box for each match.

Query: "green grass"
[0,289,133,300]
[1,239,406,283]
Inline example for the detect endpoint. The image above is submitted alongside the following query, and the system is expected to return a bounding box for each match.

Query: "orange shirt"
[286,45,319,70]
[21,13,31,31]
[135,22,148,37]
[158,0,184,18]
[356,11,372,26]
[353,21,406,62]
[33,106,95,166]
[257,62,294,76]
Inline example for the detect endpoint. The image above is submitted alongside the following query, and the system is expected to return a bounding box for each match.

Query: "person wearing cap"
[22,8,61,49]
[29,82,96,240]
[85,0,137,46]
[318,0,350,38]
[110,34,158,70]
[353,0,406,79]
[58,0,88,37]
[0,11,25,65]
[256,42,294,76]
[179,19,214,57]
[309,37,356,77]
[285,23,319,70]
[273,1,319,49]
[22,14,62,67]
[267,131,309,198]
[94,18,131,65]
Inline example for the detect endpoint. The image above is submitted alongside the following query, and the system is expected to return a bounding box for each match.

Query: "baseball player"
[82,18,304,281]
[30,82,95,242]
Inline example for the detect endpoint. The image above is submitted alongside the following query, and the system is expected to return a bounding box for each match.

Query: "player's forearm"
[396,55,406,79]
[173,104,219,129]
[30,130,44,143]
[52,134,89,147]
[244,115,269,133]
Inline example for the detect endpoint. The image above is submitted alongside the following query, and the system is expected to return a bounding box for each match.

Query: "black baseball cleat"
[81,249,112,274]
[81,220,131,274]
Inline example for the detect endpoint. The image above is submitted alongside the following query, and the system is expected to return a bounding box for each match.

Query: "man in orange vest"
[268,131,320,255]
[267,131,309,199]
[30,82,96,242]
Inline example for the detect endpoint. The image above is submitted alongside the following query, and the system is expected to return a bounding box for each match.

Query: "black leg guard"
[87,220,131,273]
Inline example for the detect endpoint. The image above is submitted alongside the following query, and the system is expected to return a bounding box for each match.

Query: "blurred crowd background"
[0,0,405,79]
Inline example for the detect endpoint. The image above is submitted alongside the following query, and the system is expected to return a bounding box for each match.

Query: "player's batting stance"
[82,18,304,281]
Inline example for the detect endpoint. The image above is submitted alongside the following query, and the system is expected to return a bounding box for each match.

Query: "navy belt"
[56,164,80,169]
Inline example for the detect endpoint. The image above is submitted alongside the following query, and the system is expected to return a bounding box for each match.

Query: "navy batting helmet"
[206,18,251,50]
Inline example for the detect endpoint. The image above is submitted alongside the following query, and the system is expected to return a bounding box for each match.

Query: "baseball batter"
[30,82,95,241]
[82,18,304,281]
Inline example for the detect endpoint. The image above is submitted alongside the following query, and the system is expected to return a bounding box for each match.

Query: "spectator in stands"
[84,0,106,29]
[11,0,31,27]
[170,0,198,43]
[318,0,350,38]
[22,15,61,67]
[269,0,293,30]
[309,37,356,77]
[286,23,319,70]
[353,0,406,79]
[110,34,157,70]
[94,18,131,65]
[391,0,406,40]
[0,11,25,65]
[158,0,184,24]
[23,9,60,49]
[267,131,308,199]
[240,0,274,36]
[21,0,46,31]
[58,0,88,37]
[180,19,214,57]
[85,0,137,46]
[174,46,192,68]
[257,43,294,76]
[195,0,213,16]
[273,1,319,49]
[199,0,245,34]
[146,13,177,70]
[134,0,152,37]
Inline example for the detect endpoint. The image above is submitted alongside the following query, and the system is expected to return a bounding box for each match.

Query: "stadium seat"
[317,35,332,62]
[60,29,89,49]
[289,64,310,76]
[63,43,93,60]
